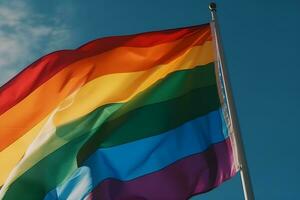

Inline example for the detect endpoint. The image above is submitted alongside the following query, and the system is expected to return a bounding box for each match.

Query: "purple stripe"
[86,138,237,200]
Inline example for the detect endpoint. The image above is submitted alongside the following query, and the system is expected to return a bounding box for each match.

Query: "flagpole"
[208,3,255,200]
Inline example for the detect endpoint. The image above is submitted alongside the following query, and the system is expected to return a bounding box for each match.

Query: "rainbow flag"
[0,23,238,199]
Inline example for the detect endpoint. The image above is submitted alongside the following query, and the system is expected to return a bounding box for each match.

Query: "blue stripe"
[44,108,228,200]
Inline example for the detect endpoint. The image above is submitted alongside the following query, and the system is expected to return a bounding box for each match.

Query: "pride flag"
[0,23,238,199]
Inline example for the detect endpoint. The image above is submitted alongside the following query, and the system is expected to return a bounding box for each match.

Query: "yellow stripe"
[0,119,47,185]
[0,42,213,188]
[0,30,209,152]
[55,42,213,125]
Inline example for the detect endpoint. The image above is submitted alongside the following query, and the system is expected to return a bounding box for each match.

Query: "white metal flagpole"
[208,2,255,200]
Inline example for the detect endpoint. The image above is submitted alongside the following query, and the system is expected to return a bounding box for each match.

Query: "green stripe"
[3,87,220,200]
[56,63,216,141]
[2,64,219,200]
[2,132,92,200]
[108,62,216,121]
[77,85,220,163]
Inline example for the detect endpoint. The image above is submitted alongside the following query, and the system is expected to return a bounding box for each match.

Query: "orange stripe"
[0,24,210,116]
[0,32,211,151]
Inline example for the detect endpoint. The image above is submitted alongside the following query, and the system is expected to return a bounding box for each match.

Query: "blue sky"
[0,0,299,199]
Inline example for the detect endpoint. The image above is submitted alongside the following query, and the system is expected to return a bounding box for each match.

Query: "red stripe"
[0,24,210,116]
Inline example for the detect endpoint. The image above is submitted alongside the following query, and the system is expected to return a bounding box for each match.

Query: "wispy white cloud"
[0,0,72,86]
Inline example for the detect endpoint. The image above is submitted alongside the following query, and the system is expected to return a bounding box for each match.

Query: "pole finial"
[209,2,217,11]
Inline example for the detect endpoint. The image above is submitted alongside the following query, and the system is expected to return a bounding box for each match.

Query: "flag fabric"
[0,23,238,200]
